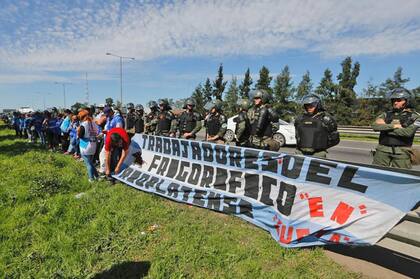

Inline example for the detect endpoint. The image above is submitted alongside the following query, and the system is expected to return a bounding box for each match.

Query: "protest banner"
[114,134,420,247]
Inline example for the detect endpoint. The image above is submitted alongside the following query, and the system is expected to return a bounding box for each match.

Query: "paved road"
[196,131,420,171]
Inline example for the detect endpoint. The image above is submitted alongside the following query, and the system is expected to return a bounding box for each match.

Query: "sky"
[1,0,420,110]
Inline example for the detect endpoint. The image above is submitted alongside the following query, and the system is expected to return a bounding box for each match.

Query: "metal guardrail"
[338,126,420,136]
[377,206,420,259]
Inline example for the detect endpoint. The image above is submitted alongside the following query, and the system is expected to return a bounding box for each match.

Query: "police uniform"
[294,111,339,158]
[178,111,202,139]
[206,113,227,144]
[234,110,251,147]
[144,110,159,134]
[134,112,144,134]
[372,109,419,169]
[155,109,177,137]
[249,104,275,150]
[125,111,136,134]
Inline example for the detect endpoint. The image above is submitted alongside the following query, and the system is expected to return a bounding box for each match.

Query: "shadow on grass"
[0,141,46,156]
[93,261,151,279]
[0,134,21,141]
[326,244,420,278]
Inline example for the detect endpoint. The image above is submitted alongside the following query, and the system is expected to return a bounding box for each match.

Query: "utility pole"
[85,72,89,105]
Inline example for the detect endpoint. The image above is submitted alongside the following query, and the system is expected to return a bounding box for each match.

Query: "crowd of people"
[2,87,419,184]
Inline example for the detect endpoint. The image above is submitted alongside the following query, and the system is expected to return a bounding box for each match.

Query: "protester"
[103,127,131,182]
[78,110,99,182]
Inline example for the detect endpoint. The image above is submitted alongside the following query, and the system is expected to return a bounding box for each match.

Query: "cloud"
[0,0,419,82]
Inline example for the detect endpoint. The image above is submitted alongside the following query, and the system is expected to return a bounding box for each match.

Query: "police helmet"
[135,104,144,111]
[158,99,169,107]
[148,101,158,109]
[388,88,414,108]
[126,102,134,110]
[250,89,270,104]
[185,98,195,107]
[237,99,250,110]
[301,94,323,110]
[207,99,223,112]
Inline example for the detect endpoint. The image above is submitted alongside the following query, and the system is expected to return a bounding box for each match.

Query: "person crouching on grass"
[103,127,131,183]
[77,110,99,182]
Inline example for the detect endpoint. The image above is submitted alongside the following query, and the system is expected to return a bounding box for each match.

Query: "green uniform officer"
[144,101,159,135]
[248,89,278,150]
[155,99,177,137]
[372,88,419,169]
[294,94,339,158]
[205,99,227,144]
[234,99,251,147]
[178,98,202,139]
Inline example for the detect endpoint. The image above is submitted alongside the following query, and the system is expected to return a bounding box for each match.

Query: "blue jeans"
[81,154,98,180]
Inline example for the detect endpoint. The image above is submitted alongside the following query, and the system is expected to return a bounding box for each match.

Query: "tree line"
[190,58,420,125]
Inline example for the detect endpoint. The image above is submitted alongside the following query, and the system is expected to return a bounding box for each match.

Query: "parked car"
[224,116,296,147]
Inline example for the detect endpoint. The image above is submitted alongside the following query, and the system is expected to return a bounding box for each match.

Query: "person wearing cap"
[78,110,99,182]
[205,99,227,144]
[104,106,124,131]
[372,88,420,169]
[294,94,339,158]
[177,98,202,139]
[134,104,145,134]
[234,99,251,147]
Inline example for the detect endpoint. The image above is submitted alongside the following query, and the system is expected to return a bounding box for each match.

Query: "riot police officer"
[125,102,136,136]
[144,101,159,134]
[372,88,419,169]
[178,98,202,139]
[249,90,278,150]
[155,99,177,137]
[294,94,339,158]
[133,104,145,134]
[205,99,227,144]
[234,99,251,147]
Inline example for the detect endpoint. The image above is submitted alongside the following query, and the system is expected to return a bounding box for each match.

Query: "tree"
[203,78,213,103]
[223,77,240,117]
[379,67,410,98]
[334,56,360,124]
[191,83,206,115]
[71,102,85,112]
[105,97,114,106]
[212,64,227,100]
[296,71,313,101]
[239,68,253,99]
[315,69,335,101]
[254,66,273,94]
[272,66,296,119]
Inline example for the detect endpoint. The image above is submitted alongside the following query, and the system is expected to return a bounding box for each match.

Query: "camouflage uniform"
[234,99,251,147]
[144,101,159,135]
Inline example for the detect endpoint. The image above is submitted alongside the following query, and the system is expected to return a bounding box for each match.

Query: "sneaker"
[63,151,70,155]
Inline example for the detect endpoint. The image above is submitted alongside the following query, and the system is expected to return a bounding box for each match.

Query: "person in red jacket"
[104,127,131,179]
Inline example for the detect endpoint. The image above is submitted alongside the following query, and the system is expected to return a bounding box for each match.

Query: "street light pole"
[106,52,135,106]
[55,82,71,108]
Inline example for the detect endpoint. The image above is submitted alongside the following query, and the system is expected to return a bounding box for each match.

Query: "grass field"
[0,124,362,278]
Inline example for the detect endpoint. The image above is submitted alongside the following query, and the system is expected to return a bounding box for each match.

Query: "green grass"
[0,124,362,278]
[341,133,420,144]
